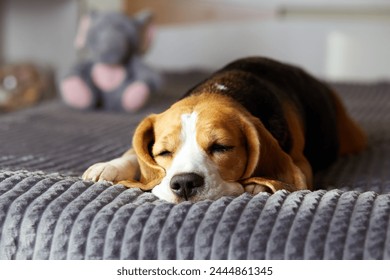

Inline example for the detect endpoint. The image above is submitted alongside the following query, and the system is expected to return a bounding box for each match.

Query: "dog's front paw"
[244,184,274,195]
[242,177,297,195]
[82,157,139,183]
[82,162,118,182]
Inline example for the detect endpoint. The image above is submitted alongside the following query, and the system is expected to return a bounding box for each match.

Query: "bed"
[1,71,390,259]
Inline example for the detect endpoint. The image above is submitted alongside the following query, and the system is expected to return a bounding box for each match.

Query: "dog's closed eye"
[154,150,173,157]
[208,143,234,154]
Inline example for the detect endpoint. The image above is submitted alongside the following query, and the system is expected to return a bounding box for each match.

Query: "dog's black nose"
[170,173,204,199]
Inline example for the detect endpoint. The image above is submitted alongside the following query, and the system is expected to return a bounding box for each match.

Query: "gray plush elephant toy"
[60,10,161,112]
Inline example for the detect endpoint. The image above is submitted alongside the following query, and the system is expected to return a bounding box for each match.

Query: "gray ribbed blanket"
[1,72,390,259]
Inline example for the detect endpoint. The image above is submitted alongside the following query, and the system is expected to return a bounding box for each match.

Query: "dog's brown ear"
[239,114,307,189]
[239,114,261,179]
[132,114,165,190]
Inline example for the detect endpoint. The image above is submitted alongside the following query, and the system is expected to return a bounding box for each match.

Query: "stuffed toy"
[0,63,54,113]
[60,10,161,112]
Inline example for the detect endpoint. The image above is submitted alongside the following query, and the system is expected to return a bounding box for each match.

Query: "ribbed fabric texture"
[1,73,390,259]
[1,170,389,260]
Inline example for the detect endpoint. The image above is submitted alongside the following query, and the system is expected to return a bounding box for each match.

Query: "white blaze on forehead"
[179,112,201,172]
[152,111,244,203]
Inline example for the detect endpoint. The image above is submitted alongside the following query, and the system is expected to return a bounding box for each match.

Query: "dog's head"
[133,93,304,203]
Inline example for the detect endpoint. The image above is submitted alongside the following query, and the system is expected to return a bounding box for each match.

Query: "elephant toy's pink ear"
[74,12,96,49]
[134,10,155,54]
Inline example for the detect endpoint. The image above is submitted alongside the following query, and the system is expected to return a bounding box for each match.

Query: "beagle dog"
[83,57,367,203]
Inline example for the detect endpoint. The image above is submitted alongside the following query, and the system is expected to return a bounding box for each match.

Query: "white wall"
[325,28,390,81]
[144,1,390,81]
[1,0,389,81]
[145,17,390,81]
[0,0,5,64]
[85,0,123,12]
[1,0,79,76]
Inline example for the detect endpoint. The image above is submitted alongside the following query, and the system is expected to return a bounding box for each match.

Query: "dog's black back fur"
[183,57,339,172]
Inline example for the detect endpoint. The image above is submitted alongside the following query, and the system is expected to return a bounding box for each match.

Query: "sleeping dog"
[83,57,367,203]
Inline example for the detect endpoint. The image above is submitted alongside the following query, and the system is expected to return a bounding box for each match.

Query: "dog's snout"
[170,173,204,199]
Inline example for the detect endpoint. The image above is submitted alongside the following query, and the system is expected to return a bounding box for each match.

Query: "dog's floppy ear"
[239,114,307,190]
[132,114,165,190]
[239,114,261,179]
